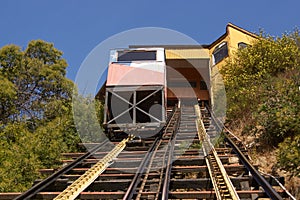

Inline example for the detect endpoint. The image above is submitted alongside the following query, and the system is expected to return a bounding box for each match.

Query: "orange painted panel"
[106,63,165,86]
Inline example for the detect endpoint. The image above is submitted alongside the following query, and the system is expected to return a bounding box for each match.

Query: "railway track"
[195,105,239,200]
[1,104,292,200]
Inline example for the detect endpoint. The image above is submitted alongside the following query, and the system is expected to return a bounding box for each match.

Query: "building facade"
[97,23,258,108]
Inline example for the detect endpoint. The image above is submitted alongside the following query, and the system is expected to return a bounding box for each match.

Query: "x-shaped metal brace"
[106,86,163,125]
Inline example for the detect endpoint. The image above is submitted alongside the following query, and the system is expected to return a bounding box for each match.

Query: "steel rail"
[161,106,181,200]
[14,140,109,200]
[206,105,284,200]
[123,106,179,200]
[224,134,283,200]
[259,170,296,200]
[135,138,164,200]
[159,144,171,200]
[195,105,240,200]
[155,108,180,200]
[54,137,130,200]
[122,137,159,200]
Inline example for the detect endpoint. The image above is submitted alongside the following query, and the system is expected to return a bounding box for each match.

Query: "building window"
[117,50,157,62]
[212,42,228,65]
[238,42,248,49]
[200,80,207,90]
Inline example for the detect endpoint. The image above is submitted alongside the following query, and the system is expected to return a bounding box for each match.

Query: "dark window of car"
[117,50,156,62]
[213,42,228,64]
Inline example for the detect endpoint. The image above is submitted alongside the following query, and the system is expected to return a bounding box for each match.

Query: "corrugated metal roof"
[165,49,209,59]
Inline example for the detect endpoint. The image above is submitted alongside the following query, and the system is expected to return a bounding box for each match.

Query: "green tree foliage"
[0,40,73,123]
[0,123,40,192]
[221,33,300,121]
[277,135,300,177]
[221,31,300,176]
[0,40,95,192]
[0,75,17,122]
[258,70,300,145]
[73,95,105,143]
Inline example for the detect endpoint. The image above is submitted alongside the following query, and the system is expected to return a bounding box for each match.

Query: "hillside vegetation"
[221,31,300,178]
[0,40,103,192]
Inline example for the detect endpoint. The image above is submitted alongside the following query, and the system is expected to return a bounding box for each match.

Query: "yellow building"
[209,23,258,109]
[209,23,258,68]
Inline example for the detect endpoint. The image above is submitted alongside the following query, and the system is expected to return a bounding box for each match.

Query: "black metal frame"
[104,85,165,130]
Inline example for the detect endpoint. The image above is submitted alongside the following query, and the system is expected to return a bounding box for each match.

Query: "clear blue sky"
[1,0,299,81]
